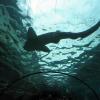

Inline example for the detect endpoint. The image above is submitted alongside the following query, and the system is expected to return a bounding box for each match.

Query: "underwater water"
[0,0,100,100]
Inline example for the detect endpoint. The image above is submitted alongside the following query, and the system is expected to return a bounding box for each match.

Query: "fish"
[23,21,100,52]
[23,27,51,52]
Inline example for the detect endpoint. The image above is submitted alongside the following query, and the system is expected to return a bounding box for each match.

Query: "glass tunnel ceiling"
[17,0,100,73]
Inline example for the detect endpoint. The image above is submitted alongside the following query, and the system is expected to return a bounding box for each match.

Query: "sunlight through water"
[17,0,100,75]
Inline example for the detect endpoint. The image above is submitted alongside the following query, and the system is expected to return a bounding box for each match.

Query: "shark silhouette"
[23,21,100,52]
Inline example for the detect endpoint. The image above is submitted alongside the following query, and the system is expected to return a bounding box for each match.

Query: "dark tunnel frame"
[0,71,99,100]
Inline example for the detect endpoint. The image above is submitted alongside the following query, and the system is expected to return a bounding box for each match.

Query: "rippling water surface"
[17,0,100,98]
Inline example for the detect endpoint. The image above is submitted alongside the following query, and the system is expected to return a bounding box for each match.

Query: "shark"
[23,21,100,52]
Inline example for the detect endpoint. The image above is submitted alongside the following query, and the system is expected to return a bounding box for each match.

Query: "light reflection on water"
[17,0,100,94]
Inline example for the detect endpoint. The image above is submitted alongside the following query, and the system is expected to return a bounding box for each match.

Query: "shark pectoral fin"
[54,39,60,43]
[41,45,51,52]
[27,27,38,40]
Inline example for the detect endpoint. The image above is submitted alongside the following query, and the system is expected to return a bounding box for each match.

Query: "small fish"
[23,21,100,52]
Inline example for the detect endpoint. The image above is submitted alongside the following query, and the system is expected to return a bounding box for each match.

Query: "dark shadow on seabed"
[0,71,99,100]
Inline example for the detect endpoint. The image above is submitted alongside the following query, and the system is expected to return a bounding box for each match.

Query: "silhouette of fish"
[23,21,100,52]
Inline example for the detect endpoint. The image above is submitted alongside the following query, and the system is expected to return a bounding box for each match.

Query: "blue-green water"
[17,0,100,99]
[0,0,100,99]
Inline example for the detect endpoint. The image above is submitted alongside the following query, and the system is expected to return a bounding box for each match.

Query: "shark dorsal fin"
[27,27,38,40]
